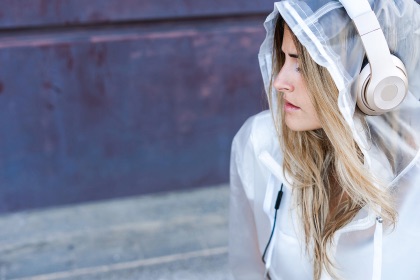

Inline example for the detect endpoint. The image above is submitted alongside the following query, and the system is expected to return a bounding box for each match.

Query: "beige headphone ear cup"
[356,55,408,116]
[356,63,374,115]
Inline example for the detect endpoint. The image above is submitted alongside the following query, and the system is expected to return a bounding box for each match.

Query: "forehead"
[282,26,297,52]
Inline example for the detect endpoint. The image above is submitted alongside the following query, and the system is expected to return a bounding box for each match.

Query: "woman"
[229,0,420,279]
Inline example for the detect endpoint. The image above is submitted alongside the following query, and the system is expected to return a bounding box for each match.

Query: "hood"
[258,0,420,187]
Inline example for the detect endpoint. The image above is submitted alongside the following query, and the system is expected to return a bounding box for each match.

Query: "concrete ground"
[0,184,233,280]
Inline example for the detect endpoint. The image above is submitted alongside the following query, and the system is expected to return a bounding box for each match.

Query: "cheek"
[300,89,322,127]
[304,99,319,119]
[298,86,316,113]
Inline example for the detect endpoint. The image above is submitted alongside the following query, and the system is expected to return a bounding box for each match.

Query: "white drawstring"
[259,151,286,278]
[264,267,271,280]
[263,222,277,279]
[372,214,383,280]
[262,174,279,279]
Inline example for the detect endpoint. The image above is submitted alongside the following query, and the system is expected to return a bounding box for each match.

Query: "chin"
[285,120,322,132]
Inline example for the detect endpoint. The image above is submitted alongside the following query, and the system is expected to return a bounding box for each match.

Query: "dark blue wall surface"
[0,0,275,29]
[2,0,418,213]
[0,1,272,213]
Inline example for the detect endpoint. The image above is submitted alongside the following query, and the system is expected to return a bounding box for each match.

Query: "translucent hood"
[258,0,420,186]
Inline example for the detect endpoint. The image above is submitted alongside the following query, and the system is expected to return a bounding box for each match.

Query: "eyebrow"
[288,53,299,58]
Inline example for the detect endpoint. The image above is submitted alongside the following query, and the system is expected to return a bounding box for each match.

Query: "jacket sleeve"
[229,117,266,279]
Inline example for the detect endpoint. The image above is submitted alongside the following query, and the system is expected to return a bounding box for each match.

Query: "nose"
[273,67,294,93]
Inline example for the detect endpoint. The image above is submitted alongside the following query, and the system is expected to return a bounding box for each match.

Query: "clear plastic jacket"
[229,0,420,279]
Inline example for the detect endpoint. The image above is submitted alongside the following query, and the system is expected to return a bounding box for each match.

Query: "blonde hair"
[269,17,397,279]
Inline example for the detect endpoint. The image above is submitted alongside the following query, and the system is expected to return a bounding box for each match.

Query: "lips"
[284,99,301,111]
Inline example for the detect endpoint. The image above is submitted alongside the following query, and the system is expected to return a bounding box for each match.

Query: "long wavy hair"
[269,16,397,279]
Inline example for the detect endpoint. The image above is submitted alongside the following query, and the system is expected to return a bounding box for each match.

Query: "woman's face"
[273,26,322,132]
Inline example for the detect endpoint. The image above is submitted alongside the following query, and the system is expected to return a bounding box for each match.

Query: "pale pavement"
[0,184,234,280]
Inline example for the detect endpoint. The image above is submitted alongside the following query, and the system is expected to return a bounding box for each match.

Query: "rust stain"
[45,102,55,111]
[67,56,74,70]
[130,51,143,59]
[56,44,74,71]
[89,11,106,21]
[54,0,62,15]
[43,81,62,94]
[89,45,107,67]
[83,92,102,108]
[39,0,48,16]
[82,81,106,108]
[239,37,252,48]
[43,81,52,90]
[104,142,116,158]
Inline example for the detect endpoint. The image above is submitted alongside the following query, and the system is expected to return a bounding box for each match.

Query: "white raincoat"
[229,0,420,279]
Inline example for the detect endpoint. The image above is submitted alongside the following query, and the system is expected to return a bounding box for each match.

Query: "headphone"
[339,0,408,115]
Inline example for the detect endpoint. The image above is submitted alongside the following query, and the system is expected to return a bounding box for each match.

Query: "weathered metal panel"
[2,0,416,214]
[1,0,418,30]
[0,0,275,29]
[0,18,265,212]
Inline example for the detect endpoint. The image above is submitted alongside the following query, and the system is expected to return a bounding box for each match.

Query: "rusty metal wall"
[2,1,417,213]
[0,1,272,213]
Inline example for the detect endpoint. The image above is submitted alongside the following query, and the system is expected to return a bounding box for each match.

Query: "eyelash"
[280,53,301,72]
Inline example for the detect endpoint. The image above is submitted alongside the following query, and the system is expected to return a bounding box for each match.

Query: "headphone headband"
[339,0,408,115]
[339,0,372,19]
